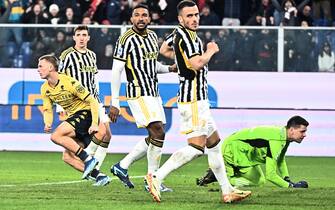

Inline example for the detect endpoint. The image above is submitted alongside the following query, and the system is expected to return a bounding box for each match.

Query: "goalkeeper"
[197,116,309,188]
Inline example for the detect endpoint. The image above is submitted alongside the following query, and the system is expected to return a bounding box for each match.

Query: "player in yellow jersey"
[38,54,110,185]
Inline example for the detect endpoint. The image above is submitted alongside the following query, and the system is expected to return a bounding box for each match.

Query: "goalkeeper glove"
[289,180,309,188]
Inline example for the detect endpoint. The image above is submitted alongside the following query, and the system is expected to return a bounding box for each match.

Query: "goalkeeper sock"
[120,138,149,169]
[155,145,203,181]
[207,142,234,194]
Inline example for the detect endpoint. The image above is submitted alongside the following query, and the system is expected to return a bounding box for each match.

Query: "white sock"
[207,142,234,194]
[94,146,107,170]
[147,144,162,174]
[155,145,203,181]
[84,141,99,156]
[120,138,148,169]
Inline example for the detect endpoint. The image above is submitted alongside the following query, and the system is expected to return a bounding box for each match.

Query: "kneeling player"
[197,116,309,188]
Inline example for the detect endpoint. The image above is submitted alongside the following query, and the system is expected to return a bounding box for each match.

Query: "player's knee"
[104,128,112,141]
[148,122,165,140]
[50,132,61,145]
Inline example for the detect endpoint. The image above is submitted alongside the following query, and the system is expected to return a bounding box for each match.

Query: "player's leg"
[51,121,97,178]
[146,135,205,202]
[86,104,111,169]
[230,165,265,187]
[205,101,251,203]
[62,149,84,172]
[146,121,165,174]
[206,131,235,195]
[111,96,165,188]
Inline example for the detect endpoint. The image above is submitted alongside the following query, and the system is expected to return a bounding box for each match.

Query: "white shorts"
[177,100,217,139]
[99,103,110,123]
[128,96,166,128]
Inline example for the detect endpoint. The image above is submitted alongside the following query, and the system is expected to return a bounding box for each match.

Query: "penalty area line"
[0,175,145,187]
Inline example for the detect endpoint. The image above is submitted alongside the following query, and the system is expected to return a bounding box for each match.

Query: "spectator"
[99,44,114,69]
[49,30,71,57]
[106,0,121,24]
[7,0,24,46]
[212,29,235,71]
[297,5,313,26]
[272,0,310,26]
[120,0,131,24]
[22,3,49,41]
[151,11,164,25]
[48,3,60,24]
[318,41,335,72]
[0,0,14,67]
[312,0,332,26]
[161,0,179,25]
[247,0,275,26]
[199,4,220,25]
[255,29,276,71]
[59,7,80,24]
[222,0,241,26]
[234,29,255,71]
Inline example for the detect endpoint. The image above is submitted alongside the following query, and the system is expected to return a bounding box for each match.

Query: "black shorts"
[66,110,92,148]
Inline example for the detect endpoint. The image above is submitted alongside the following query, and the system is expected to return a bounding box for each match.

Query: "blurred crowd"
[0,0,334,72]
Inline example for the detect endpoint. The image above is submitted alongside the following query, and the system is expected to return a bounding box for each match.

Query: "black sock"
[75,147,89,161]
[90,169,100,178]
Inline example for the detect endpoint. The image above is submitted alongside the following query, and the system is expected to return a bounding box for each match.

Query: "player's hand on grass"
[109,106,120,123]
[88,124,99,135]
[289,180,308,188]
[44,124,52,133]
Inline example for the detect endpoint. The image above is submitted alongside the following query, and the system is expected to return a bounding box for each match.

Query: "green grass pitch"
[0,151,335,210]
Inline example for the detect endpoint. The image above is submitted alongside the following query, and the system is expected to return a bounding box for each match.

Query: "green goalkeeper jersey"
[222,126,290,187]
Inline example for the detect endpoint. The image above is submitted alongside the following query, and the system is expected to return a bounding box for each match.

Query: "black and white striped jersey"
[113,28,160,98]
[166,25,208,103]
[59,47,100,102]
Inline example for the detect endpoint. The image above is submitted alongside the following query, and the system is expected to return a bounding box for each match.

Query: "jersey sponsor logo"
[75,85,85,94]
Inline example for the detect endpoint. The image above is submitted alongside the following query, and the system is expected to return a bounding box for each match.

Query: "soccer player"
[58,25,112,181]
[196,116,309,189]
[109,4,175,191]
[39,54,102,182]
[145,0,251,203]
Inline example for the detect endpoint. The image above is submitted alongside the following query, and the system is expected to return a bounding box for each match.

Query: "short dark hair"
[132,3,149,14]
[39,54,59,70]
[177,0,196,14]
[73,25,89,35]
[287,116,309,128]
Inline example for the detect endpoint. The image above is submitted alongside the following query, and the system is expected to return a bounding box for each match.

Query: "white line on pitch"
[0,175,145,187]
